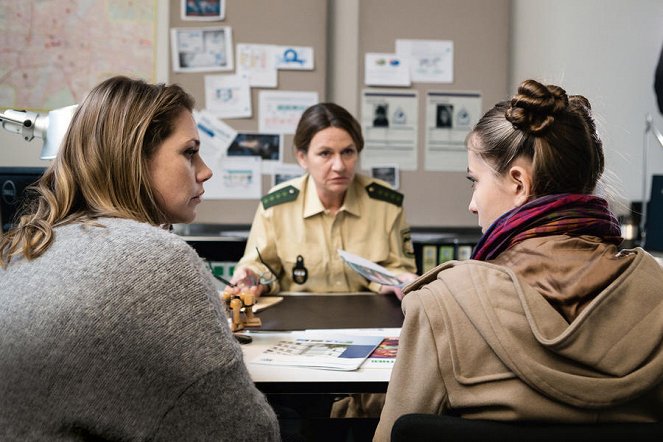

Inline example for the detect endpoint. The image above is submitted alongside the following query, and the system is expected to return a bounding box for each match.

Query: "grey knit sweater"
[0,218,279,441]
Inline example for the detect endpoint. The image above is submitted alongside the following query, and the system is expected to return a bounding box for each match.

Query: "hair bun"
[505,79,569,135]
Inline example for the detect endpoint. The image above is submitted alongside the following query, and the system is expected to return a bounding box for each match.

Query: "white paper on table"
[236,43,278,88]
[396,39,453,83]
[252,331,385,371]
[275,45,314,70]
[204,73,252,119]
[364,52,411,87]
[259,90,319,134]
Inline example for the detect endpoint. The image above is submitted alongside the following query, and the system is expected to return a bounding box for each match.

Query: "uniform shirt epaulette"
[365,182,404,207]
[261,185,300,209]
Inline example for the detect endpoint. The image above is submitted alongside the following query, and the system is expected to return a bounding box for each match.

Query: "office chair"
[391,413,663,442]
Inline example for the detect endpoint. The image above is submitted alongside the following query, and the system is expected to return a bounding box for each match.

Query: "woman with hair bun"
[374,79,663,440]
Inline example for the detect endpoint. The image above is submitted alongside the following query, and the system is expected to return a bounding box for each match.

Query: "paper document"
[363,337,399,368]
[338,249,403,287]
[253,296,283,313]
[252,332,384,371]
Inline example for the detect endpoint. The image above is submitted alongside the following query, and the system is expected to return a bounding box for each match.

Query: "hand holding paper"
[337,249,405,287]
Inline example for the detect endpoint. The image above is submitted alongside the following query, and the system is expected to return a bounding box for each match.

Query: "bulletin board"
[357,0,510,227]
[169,0,328,224]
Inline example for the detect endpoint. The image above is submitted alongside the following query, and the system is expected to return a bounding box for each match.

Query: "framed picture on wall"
[181,0,225,21]
[370,164,399,189]
[170,26,234,72]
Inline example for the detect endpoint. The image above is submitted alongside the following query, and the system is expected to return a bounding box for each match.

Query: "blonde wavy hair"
[0,76,195,267]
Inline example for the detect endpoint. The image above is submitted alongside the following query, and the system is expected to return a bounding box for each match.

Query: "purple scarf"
[471,194,623,261]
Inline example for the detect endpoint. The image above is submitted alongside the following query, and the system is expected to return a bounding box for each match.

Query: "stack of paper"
[252,332,384,371]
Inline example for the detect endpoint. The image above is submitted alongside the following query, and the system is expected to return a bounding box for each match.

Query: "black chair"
[391,413,663,442]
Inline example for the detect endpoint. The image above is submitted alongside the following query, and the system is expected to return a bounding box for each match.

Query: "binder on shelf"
[438,245,455,264]
[456,244,473,260]
[422,245,438,273]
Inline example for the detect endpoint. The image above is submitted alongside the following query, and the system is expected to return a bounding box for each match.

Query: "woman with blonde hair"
[375,79,663,440]
[0,76,279,440]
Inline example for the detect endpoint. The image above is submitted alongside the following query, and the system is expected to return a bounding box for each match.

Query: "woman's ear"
[507,161,533,207]
[295,150,308,170]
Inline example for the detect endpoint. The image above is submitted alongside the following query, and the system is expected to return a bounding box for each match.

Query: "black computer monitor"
[0,167,46,233]
[645,174,663,252]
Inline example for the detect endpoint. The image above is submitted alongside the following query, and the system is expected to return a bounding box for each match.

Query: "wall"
[510,0,663,209]
[0,3,170,167]
[168,0,328,224]
[354,0,510,227]
[5,1,661,226]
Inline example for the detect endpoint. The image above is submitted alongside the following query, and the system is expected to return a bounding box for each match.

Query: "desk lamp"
[0,105,77,159]
[640,113,663,247]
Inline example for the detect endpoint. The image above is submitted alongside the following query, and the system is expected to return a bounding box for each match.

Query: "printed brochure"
[337,249,404,287]
[252,332,384,371]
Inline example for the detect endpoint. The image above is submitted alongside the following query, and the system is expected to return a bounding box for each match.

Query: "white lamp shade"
[40,105,77,160]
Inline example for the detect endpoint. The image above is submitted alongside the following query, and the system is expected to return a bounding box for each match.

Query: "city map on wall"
[0,1,157,112]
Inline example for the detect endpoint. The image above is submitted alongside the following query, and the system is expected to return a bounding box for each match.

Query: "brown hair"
[0,76,195,267]
[468,79,604,197]
[293,103,364,154]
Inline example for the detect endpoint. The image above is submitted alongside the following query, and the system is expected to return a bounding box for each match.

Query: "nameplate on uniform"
[365,183,403,207]
[261,185,299,209]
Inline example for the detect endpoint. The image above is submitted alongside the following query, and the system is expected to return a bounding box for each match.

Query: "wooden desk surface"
[256,293,404,331]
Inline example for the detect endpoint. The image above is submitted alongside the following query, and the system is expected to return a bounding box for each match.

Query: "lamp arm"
[0,109,47,142]
[649,120,663,149]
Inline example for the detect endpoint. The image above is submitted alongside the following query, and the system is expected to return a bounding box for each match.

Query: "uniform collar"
[302,174,361,218]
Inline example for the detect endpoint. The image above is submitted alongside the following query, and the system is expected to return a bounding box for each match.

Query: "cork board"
[169,0,328,224]
[358,0,510,226]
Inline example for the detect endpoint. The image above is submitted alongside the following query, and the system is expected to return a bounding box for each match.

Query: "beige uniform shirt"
[238,174,416,294]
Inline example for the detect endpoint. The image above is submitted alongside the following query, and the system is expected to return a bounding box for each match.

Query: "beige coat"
[238,174,416,294]
[374,237,663,441]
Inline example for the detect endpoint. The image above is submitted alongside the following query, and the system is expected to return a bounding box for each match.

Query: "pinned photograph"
[436,103,453,128]
[370,165,399,189]
[181,0,225,21]
[273,163,305,187]
[228,132,282,161]
[373,104,389,128]
[171,26,233,72]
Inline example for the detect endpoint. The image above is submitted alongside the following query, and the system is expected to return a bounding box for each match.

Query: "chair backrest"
[391,414,663,442]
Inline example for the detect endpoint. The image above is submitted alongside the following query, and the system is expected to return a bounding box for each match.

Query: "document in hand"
[252,331,384,371]
[337,249,404,287]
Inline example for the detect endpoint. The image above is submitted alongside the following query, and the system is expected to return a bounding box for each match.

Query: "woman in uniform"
[227,102,417,298]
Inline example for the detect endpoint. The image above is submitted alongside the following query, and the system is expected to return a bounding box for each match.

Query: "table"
[240,293,402,439]
[242,328,400,394]
[240,293,402,393]
[255,292,404,331]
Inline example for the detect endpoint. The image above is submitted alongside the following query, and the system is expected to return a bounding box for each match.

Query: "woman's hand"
[379,272,418,300]
[224,267,269,298]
